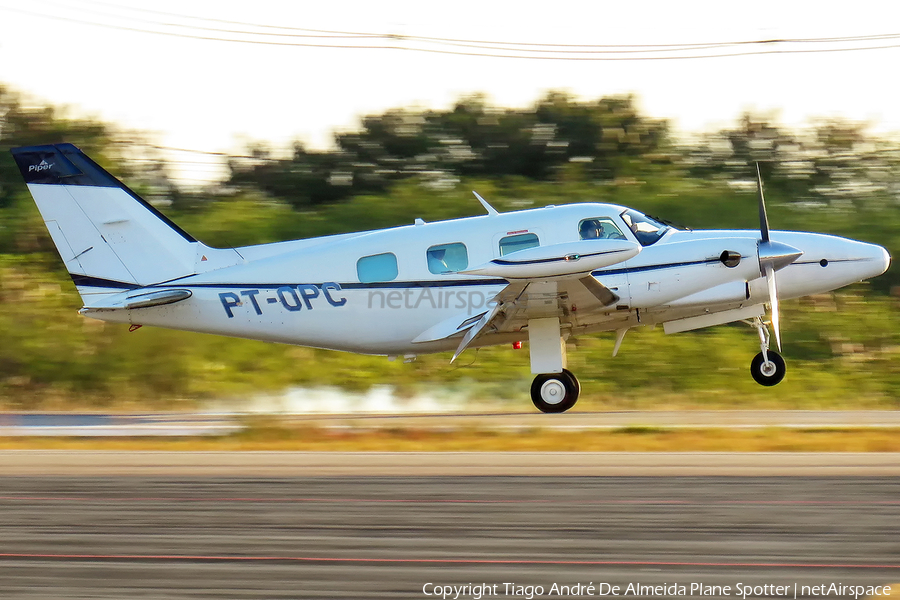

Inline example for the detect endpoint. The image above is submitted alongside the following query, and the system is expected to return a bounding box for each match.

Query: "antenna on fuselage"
[473,191,500,216]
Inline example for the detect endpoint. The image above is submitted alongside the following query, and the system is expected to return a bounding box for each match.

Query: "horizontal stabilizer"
[82,289,192,311]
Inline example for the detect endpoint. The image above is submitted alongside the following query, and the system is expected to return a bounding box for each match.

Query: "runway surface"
[2,410,900,436]
[0,413,241,436]
[0,458,898,598]
[2,450,900,476]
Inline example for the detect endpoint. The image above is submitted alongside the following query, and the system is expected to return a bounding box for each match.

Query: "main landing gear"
[749,316,786,386]
[531,369,580,413]
[527,313,581,413]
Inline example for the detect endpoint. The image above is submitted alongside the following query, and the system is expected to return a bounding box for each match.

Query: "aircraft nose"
[859,242,891,280]
[878,244,891,276]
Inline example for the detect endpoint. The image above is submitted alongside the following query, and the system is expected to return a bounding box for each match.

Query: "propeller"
[755,163,802,352]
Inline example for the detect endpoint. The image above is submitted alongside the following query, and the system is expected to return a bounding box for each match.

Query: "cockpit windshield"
[619,209,671,247]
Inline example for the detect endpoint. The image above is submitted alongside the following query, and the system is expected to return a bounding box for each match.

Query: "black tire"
[563,368,581,397]
[750,351,786,386]
[531,371,580,413]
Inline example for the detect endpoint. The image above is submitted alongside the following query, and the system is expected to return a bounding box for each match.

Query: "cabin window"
[357,252,399,283]
[578,218,626,240]
[499,233,539,256]
[427,242,468,274]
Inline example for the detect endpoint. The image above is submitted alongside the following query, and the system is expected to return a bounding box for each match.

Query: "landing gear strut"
[750,316,786,386]
[531,369,580,413]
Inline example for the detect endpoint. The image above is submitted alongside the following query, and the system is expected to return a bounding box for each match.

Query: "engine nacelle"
[624,237,761,309]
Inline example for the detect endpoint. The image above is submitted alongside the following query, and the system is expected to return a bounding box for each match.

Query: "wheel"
[750,351,786,386]
[531,371,580,413]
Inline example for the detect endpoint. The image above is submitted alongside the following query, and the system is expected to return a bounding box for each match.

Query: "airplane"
[11,143,891,413]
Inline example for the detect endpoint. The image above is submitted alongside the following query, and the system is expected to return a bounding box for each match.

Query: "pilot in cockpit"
[580,219,628,241]
[580,220,603,239]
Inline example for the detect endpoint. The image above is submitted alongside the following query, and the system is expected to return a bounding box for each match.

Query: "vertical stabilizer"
[11,144,241,303]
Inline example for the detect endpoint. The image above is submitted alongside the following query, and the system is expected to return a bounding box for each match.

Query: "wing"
[413,239,636,361]
[435,276,620,362]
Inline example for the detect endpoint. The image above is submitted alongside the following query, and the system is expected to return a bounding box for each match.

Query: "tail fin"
[11,144,241,303]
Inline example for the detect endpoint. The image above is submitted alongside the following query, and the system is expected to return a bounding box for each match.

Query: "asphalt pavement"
[0,459,898,598]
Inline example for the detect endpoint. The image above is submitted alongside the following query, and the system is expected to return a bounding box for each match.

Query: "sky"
[1,0,900,183]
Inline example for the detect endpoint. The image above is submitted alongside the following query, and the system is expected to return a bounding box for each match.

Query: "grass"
[1,422,899,452]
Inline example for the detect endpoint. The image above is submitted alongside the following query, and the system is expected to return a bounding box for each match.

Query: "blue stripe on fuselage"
[70,258,748,291]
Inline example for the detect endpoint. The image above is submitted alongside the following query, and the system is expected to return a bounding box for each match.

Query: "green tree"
[226,93,674,208]
[0,85,120,208]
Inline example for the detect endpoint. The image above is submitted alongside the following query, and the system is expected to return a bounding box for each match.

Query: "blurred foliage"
[1,85,900,409]
[227,92,670,207]
[0,85,175,214]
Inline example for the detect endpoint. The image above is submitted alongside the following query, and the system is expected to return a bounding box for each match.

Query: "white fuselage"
[81,202,890,356]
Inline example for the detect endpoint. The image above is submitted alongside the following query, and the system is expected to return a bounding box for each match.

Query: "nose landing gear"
[749,316,786,386]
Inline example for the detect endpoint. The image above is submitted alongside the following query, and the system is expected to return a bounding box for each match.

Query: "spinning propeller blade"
[755,163,800,352]
[764,263,782,351]
[759,163,779,350]
[757,163,770,243]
